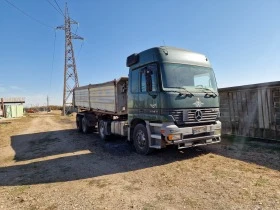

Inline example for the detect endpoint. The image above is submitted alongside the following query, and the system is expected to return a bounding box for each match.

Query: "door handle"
[139,109,144,113]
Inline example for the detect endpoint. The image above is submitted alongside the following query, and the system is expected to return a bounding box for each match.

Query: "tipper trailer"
[74,46,221,154]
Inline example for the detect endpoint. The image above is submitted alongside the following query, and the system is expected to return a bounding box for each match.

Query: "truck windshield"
[161,63,218,92]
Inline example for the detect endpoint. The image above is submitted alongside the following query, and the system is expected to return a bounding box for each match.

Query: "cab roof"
[127,46,212,69]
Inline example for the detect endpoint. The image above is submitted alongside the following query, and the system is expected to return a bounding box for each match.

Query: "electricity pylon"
[57,3,83,115]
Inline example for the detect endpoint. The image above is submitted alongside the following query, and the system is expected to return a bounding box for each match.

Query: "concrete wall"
[219,81,280,140]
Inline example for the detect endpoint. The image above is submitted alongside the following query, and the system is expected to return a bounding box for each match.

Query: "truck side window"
[131,69,139,93]
[140,69,147,92]
[140,64,158,92]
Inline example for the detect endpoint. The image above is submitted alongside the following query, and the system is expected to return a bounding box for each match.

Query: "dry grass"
[0,113,279,210]
[0,116,33,147]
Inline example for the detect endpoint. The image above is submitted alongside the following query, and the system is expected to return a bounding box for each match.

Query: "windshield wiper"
[195,87,217,97]
[167,87,194,96]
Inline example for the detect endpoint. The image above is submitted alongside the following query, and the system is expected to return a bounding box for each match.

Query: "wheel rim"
[99,122,105,139]
[136,130,146,149]
[82,118,87,132]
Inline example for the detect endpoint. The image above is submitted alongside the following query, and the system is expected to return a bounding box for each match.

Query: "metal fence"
[219,81,280,140]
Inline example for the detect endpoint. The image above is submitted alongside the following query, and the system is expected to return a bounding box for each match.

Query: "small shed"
[4,104,24,118]
[0,97,25,118]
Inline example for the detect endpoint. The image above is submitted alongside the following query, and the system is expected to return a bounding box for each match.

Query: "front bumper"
[173,135,221,149]
[161,121,221,149]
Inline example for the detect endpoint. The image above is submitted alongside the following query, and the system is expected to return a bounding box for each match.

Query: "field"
[0,111,279,210]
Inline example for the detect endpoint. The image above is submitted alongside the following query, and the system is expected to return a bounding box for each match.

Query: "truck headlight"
[168,134,181,141]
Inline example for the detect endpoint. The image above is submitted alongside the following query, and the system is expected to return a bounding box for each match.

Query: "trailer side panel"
[74,88,90,108]
[74,77,128,115]
[89,84,116,113]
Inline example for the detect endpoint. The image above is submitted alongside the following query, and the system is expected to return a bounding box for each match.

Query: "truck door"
[128,67,140,116]
[139,63,161,121]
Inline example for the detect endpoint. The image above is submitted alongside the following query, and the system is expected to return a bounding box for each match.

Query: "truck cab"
[127,46,221,154]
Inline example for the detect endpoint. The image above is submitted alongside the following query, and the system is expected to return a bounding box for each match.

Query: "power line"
[3,0,53,29]
[54,0,64,16]
[47,0,77,23]
[49,30,57,92]
[74,25,79,34]
[76,40,84,59]
[45,0,65,17]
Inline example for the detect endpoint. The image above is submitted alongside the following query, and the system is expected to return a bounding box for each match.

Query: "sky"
[0,0,279,106]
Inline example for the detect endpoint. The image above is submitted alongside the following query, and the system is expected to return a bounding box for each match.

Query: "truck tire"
[76,116,83,132]
[82,117,92,134]
[98,120,108,140]
[133,124,153,155]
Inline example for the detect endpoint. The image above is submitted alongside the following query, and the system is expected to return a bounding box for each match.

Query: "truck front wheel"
[133,124,153,155]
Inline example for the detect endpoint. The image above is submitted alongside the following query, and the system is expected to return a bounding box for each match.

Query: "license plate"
[193,126,207,134]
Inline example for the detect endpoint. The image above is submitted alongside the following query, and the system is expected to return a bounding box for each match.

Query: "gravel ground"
[0,112,279,210]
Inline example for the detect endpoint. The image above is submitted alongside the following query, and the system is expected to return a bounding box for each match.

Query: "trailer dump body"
[74,77,128,115]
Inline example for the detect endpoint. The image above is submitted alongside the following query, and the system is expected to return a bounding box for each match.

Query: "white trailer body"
[74,77,128,115]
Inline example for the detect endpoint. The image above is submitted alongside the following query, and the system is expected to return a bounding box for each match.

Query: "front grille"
[162,108,219,125]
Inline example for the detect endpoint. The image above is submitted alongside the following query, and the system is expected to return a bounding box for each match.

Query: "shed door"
[17,105,24,117]
[5,105,12,118]
[11,105,17,118]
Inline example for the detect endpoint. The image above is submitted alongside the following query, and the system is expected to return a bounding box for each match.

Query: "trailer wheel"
[133,124,153,155]
[98,120,108,140]
[76,116,83,132]
[82,117,92,134]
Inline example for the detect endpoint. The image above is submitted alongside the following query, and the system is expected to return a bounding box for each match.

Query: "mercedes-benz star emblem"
[193,98,204,107]
[195,110,203,121]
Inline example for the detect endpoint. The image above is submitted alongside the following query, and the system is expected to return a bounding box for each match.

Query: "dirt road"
[0,113,279,210]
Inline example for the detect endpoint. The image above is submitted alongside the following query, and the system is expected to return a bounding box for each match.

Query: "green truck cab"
[126,46,221,154]
[74,46,221,155]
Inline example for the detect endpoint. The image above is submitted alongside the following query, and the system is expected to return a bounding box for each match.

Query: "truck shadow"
[10,129,95,161]
[0,130,207,186]
[0,131,279,186]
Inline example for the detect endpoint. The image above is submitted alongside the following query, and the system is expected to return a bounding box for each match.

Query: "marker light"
[168,134,181,141]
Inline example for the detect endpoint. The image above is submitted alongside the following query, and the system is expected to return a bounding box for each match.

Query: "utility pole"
[57,3,83,115]
[1,98,4,118]
[47,95,49,111]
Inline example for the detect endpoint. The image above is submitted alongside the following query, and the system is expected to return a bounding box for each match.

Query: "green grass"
[142,202,156,210]
[123,185,141,192]
[88,179,110,188]
[11,185,30,196]
[254,176,269,187]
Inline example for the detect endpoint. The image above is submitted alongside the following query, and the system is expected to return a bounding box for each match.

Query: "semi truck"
[73,46,221,154]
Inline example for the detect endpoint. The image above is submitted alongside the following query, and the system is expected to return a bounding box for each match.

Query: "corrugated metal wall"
[219,81,280,140]
[4,104,24,118]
